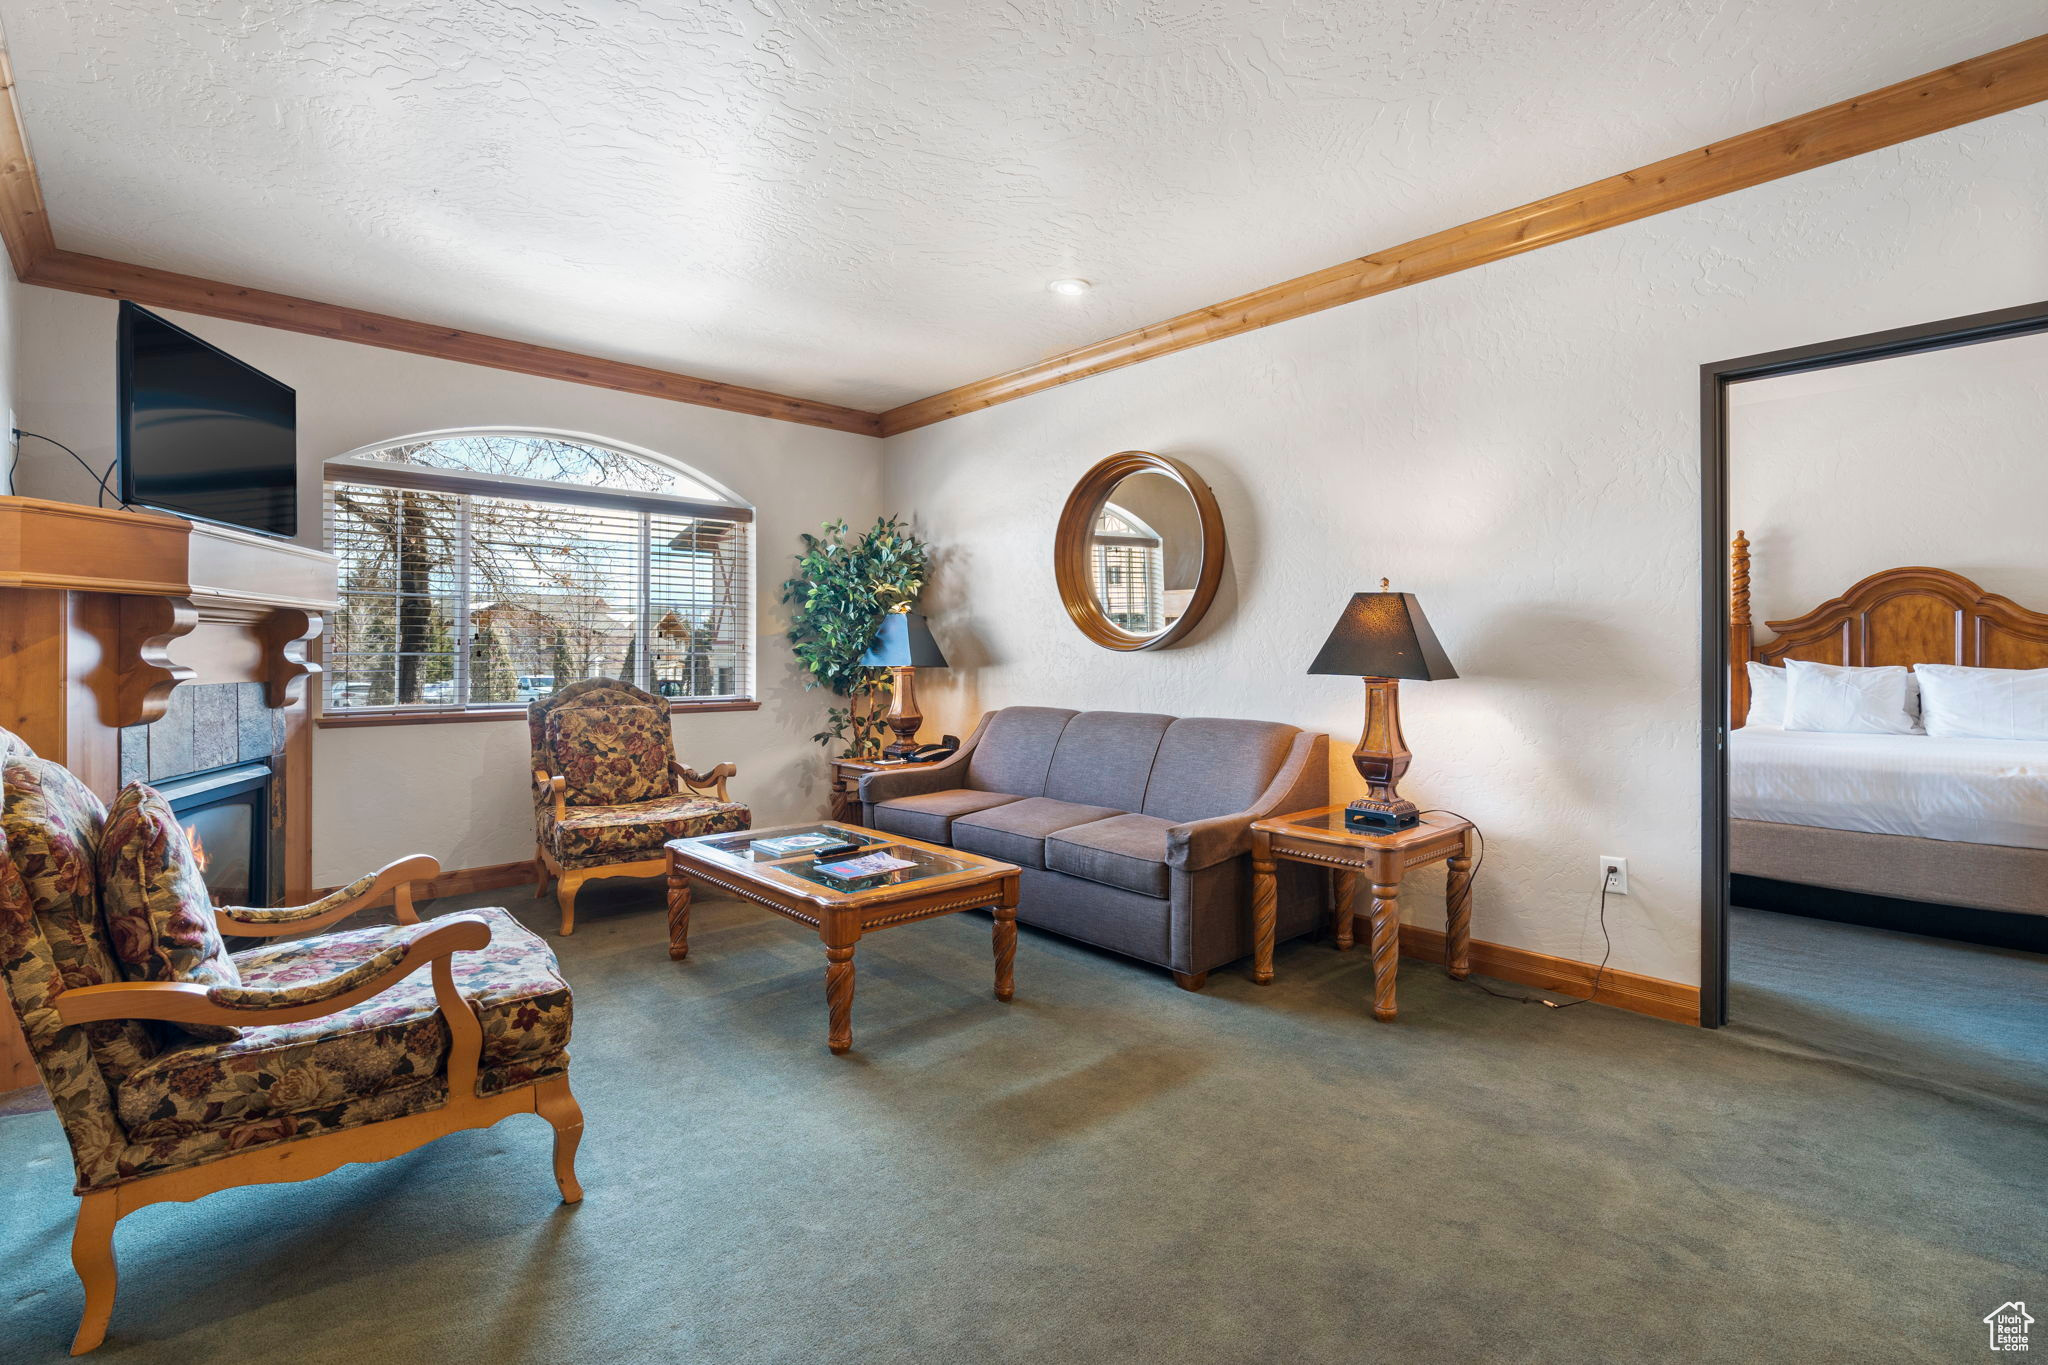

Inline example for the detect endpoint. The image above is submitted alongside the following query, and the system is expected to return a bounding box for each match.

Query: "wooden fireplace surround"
[0,495,337,1090]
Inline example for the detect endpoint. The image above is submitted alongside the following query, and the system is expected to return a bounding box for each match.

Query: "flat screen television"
[117,301,298,538]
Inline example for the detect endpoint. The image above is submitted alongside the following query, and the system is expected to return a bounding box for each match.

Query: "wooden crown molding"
[877,32,2048,435]
[2,33,2046,439]
[18,250,881,436]
[0,43,55,277]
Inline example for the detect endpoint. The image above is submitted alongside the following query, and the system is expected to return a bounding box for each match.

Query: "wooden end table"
[1248,807,1477,1021]
[828,757,945,823]
[665,821,1021,1055]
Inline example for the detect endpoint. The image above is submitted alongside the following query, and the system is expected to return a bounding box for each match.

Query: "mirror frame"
[1054,450,1225,652]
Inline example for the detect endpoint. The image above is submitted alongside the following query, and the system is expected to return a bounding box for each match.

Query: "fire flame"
[183,824,225,906]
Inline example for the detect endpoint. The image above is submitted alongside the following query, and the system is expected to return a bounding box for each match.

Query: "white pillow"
[1915,664,2048,741]
[1782,660,1919,735]
[1744,662,1787,728]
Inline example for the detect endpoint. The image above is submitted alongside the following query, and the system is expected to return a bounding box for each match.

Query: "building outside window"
[1091,502,1164,633]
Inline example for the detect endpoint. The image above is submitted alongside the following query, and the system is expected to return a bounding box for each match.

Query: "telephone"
[906,736,960,763]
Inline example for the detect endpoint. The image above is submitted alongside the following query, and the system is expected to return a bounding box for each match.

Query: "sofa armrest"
[215,854,443,936]
[855,712,991,808]
[1165,730,1329,870]
[56,915,490,1029]
[672,759,737,802]
[58,915,496,1098]
[534,768,567,823]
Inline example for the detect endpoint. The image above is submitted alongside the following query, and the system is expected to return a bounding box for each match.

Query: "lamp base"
[881,665,922,760]
[1344,796,1420,833]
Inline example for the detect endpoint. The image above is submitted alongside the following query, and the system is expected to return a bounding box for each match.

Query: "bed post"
[1729,531,1752,728]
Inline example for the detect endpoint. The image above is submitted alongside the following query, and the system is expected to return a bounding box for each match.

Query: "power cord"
[1412,808,1614,1010]
[13,429,121,508]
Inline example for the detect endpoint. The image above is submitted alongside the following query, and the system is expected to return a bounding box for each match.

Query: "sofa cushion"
[547,704,672,806]
[98,783,243,1043]
[1045,814,1174,897]
[965,707,1076,797]
[871,789,1021,845]
[550,793,751,868]
[1,756,162,1084]
[1012,864,1170,965]
[953,797,1124,869]
[1042,711,1174,812]
[1141,717,1300,824]
[115,906,571,1140]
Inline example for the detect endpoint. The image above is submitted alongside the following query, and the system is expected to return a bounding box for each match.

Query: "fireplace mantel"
[0,496,337,727]
[0,495,338,1089]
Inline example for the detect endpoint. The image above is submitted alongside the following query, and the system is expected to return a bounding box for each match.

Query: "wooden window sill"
[315,700,762,729]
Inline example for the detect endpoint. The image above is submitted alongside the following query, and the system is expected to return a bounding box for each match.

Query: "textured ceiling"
[3,1,2042,411]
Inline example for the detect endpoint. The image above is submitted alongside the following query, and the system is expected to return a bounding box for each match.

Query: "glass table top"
[676,822,999,895]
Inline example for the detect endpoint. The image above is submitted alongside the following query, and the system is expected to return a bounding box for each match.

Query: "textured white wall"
[1729,330,2048,622]
[883,109,2048,988]
[11,289,884,884]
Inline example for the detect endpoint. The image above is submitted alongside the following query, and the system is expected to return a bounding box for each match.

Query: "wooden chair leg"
[69,1189,118,1355]
[1172,970,1208,992]
[533,845,551,897]
[556,872,580,935]
[534,1075,585,1204]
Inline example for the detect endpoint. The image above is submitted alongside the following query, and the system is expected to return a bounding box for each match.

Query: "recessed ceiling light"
[1047,278,1091,297]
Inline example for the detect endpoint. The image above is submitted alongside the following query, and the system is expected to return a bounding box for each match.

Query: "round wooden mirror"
[1054,451,1225,651]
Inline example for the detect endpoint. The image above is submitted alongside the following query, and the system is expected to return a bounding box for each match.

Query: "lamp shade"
[1306,589,1457,681]
[858,610,949,668]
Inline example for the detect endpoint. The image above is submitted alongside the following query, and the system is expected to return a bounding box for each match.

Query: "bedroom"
[1716,320,2048,1088]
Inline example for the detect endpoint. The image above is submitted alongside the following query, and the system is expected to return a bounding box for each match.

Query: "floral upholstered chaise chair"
[530,677,749,934]
[0,746,584,1356]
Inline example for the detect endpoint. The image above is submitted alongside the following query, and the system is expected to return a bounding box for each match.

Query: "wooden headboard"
[1730,531,2048,727]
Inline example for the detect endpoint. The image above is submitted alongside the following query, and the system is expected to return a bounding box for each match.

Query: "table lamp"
[1307,580,1458,832]
[858,609,949,759]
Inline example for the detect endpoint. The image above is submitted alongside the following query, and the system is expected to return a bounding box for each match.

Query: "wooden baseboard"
[1391,920,1701,1026]
[312,859,537,904]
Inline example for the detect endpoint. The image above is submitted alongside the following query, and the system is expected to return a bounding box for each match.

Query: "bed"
[1728,534,2048,917]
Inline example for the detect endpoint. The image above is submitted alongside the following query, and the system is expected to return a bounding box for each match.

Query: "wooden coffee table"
[664,821,1022,1055]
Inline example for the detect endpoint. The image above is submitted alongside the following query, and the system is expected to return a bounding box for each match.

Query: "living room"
[1,5,2044,1362]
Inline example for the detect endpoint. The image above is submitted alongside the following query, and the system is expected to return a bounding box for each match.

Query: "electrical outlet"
[1599,856,1629,895]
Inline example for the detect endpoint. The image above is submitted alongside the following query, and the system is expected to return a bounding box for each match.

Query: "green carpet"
[1728,904,2048,1122]
[2,882,2042,1363]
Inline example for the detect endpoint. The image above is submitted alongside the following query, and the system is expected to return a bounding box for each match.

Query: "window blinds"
[324,476,751,712]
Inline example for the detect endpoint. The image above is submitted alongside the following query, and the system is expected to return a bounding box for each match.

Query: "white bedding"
[1730,726,2048,851]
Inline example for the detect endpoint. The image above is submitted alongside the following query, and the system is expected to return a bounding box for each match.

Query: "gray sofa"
[858,707,1327,988]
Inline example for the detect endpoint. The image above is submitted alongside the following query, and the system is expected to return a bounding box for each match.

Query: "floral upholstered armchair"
[529,678,750,934]
[0,749,584,1355]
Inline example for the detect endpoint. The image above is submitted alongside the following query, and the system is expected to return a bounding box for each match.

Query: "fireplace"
[156,764,273,909]
[119,682,289,910]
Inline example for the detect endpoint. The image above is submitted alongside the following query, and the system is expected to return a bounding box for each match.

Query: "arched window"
[322,430,752,716]
[1091,501,1164,633]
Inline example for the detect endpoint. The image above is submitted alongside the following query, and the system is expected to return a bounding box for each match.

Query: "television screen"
[118,302,298,538]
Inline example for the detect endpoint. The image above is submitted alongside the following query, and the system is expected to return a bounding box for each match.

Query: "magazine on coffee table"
[813,852,917,881]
